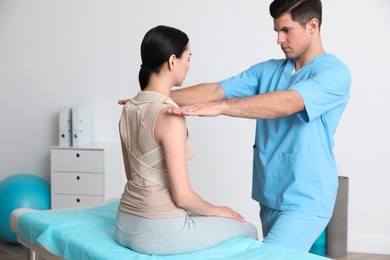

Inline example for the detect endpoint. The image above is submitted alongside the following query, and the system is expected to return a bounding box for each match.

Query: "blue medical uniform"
[220,53,351,250]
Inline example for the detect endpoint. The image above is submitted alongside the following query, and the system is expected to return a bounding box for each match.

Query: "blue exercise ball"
[0,174,50,244]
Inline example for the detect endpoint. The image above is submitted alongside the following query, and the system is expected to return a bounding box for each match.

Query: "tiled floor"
[1,239,389,260]
[334,253,390,260]
[0,240,28,260]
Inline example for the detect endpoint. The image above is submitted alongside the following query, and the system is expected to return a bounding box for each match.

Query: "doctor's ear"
[308,18,320,33]
[168,55,176,70]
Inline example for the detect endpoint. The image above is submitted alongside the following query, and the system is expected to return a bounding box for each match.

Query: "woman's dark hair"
[269,0,322,28]
[139,25,189,90]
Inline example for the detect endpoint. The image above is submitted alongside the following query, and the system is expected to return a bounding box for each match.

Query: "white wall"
[0,0,389,254]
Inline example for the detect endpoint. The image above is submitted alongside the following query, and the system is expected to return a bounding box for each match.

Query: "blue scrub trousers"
[259,204,330,251]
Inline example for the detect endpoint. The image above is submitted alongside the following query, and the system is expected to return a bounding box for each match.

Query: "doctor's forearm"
[221,90,304,119]
[171,83,226,106]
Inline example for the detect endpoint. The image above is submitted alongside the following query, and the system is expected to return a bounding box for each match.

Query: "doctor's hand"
[167,101,225,117]
[118,99,130,105]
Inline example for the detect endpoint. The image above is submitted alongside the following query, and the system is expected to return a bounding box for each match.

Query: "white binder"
[72,107,92,146]
[58,107,72,146]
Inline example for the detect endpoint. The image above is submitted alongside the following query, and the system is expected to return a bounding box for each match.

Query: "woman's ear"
[168,54,176,71]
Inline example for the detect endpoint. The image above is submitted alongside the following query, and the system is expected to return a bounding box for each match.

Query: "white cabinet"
[50,143,124,209]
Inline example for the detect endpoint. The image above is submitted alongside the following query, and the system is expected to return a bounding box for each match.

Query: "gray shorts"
[115,210,258,255]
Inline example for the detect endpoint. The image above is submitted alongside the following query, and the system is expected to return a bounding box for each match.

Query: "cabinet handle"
[76,176,80,180]
[76,153,80,158]
[76,198,80,203]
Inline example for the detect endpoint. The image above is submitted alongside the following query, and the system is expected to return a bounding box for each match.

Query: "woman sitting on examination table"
[115,25,257,255]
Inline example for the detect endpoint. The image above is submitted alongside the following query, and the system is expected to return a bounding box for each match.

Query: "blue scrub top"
[220,53,351,217]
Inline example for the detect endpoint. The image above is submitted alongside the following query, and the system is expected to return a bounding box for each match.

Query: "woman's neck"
[143,75,172,97]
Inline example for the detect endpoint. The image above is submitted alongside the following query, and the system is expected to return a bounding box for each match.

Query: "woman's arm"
[154,108,245,222]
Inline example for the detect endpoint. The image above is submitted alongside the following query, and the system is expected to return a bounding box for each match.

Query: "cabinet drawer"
[51,172,104,195]
[51,194,104,209]
[51,149,104,173]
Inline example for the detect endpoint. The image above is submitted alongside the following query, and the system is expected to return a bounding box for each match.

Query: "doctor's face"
[273,12,312,60]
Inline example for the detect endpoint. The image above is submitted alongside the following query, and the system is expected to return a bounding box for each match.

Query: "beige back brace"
[119,93,177,186]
